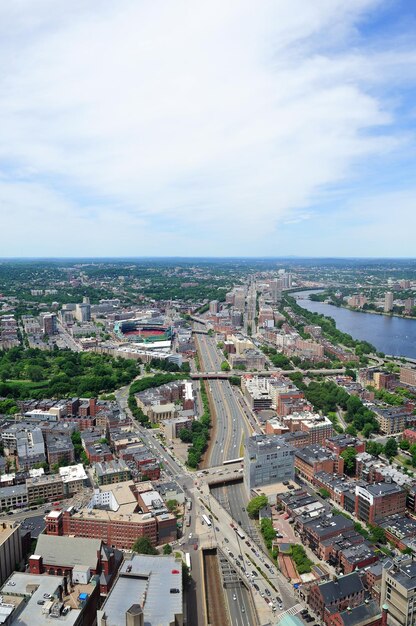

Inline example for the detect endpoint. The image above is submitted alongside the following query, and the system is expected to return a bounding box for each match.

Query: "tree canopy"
[132,537,158,555]
[247,495,268,519]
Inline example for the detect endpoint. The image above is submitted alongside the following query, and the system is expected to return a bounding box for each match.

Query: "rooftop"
[337,600,381,626]
[97,554,182,626]
[34,534,101,569]
[0,572,83,626]
[317,572,364,604]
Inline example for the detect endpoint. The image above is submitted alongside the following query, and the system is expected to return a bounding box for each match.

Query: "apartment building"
[295,445,344,482]
[308,572,365,621]
[94,459,131,486]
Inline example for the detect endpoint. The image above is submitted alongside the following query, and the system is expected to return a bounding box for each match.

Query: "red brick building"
[355,483,406,525]
[28,533,121,595]
[325,434,366,456]
[295,445,344,482]
[308,573,365,621]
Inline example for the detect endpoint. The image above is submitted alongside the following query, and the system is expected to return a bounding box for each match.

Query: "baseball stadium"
[114,319,173,344]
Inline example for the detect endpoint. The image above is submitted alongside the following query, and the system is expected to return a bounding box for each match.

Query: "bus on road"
[202,514,212,527]
[187,500,192,511]
[185,553,191,571]
[235,527,245,540]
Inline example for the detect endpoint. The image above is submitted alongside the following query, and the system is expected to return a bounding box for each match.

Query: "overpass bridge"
[190,367,346,380]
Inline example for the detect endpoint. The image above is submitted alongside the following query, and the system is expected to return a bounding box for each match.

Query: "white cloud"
[0,0,414,255]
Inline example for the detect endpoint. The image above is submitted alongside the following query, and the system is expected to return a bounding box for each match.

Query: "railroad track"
[203,549,230,626]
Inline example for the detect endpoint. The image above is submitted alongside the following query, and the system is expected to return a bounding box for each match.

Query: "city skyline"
[1,0,416,257]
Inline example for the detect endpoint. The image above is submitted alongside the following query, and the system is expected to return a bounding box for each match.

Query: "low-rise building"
[59,464,88,496]
[325,600,382,626]
[325,434,366,456]
[29,534,122,595]
[26,474,64,505]
[94,459,131,485]
[47,481,176,549]
[295,445,344,482]
[0,483,28,511]
[0,570,99,626]
[46,434,75,466]
[308,572,365,621]
[380,515,416,550]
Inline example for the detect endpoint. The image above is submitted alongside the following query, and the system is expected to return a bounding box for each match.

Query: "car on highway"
[233,594,237,601]
[265,589,271,597]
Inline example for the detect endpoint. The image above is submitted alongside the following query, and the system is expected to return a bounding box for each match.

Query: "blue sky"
[0,0,416,257]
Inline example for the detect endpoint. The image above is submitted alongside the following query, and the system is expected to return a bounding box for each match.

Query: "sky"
[1,0,416,258]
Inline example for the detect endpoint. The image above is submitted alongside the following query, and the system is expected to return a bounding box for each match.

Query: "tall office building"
[209,300,219,314]
[384,291,394,313]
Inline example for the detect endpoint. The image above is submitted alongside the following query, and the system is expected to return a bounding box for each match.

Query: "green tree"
[341,448,357,476]
[220,360,230,372]
[166,499,178,513]
[369,525,386,544]
[163,544,173,555]
[366,441,384,457]
[319,488,330,499]
[132,537,158,555]
[400,439,410,451]
[247,495,268,519]
[385,437,398,459]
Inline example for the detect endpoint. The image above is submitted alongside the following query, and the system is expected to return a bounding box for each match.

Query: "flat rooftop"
[0,572,82,626]
[97,555,182,626]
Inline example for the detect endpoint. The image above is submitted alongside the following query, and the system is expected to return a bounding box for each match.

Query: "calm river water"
[292,290,416,359]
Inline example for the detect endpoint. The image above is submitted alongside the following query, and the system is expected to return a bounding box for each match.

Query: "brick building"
[295,445,344,482]
[29,533,122,595]
[308,572,365,621]
[46,482,176,550]
[325,434,366,456]
[355,483,406,525]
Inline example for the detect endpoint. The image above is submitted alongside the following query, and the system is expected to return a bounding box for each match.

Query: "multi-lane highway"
[195,332,254,467]
[207,379,252,466]
[196,331,223,371]
[211,481,262,545]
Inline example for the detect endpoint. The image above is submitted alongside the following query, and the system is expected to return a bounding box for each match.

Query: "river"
[291,290,416,359]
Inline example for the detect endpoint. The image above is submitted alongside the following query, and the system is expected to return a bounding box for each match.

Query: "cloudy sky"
[1,0,416,257]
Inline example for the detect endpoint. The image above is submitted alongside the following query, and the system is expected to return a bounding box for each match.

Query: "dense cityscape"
[0,258,414,626]
[2,1,416,625]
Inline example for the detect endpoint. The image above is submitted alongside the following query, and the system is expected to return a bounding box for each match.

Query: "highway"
[207,379,252,466]
[195,483,299,622]
[195,331,254,467]
[211,481,262,546]
[196,332,223,372]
